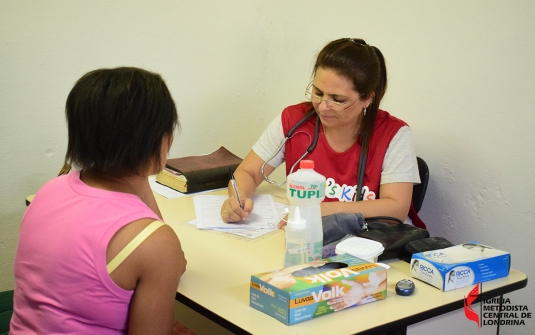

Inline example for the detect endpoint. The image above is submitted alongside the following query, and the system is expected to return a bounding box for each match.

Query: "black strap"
[309,115,321,153]
[355,142,367,201]
[355,137,403,226]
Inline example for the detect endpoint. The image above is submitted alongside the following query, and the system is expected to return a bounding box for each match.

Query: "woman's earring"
[363,107,367,116]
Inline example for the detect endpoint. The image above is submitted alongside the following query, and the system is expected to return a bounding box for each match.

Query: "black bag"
[322,213,430,261]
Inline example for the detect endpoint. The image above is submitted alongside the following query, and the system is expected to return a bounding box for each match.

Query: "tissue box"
[250,254,387,325]
[410,242,510,291]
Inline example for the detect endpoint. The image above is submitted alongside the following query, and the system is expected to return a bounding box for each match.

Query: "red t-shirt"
[280,103,427,228]
[282,102,406,203]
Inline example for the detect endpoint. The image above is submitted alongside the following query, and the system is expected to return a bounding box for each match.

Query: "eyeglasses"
[305,83,363,112]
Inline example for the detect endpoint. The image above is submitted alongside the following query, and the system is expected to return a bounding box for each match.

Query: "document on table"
[190,195,288,239]
[194,194,278,229]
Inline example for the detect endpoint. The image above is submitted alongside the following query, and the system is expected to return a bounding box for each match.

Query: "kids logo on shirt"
[325,178,376,202]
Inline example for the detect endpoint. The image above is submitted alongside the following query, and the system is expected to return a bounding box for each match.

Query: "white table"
[155,183,528,335]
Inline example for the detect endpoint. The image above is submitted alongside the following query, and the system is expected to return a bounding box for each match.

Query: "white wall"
[1,1,533,334]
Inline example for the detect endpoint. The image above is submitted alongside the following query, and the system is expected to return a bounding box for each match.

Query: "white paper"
[187,199,288,239]
[194,194,279,230]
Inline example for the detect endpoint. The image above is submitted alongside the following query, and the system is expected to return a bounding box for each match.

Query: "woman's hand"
[221,196,253,222]
[220,150,277,223]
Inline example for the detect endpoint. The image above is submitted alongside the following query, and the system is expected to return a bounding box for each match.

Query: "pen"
[229,168,243,209]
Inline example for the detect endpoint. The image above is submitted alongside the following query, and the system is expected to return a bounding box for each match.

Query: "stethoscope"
[261,110,319,186]
[261,109,367,201]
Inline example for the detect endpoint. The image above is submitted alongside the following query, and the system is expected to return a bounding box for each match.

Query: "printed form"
[191,195,287,239]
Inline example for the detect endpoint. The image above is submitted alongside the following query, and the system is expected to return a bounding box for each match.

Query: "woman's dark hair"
[65,67,179,177]
[312,38,387,152]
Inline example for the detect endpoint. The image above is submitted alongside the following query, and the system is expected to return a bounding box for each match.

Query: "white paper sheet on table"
[187,201,288,239]
[194,194,279,229]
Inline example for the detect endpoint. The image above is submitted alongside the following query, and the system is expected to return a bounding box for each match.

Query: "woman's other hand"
[276,213,288,229]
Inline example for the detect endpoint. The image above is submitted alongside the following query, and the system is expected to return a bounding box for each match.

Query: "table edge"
[348,274,527,335]
[176,274,527,335]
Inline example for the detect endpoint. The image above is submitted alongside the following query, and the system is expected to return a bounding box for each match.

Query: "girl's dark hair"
[65,67,179,177]
[313,38,387,151]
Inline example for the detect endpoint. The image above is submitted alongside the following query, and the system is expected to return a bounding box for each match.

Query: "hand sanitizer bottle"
[283,206,308,267]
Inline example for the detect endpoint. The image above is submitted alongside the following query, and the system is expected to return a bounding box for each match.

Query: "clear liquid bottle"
[283,206,308,267]
[286,160,326,261]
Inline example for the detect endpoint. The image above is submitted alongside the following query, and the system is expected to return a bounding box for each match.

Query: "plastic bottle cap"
[287,206,307,229]
[299,160,314,169]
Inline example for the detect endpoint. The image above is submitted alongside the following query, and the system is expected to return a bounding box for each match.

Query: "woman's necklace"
[354,123,361,135]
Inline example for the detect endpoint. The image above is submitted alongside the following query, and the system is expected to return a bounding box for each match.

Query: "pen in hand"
[229,168,243,210]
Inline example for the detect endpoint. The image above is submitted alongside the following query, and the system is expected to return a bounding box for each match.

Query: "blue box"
[250,254,387,325]
[410,242,510,291]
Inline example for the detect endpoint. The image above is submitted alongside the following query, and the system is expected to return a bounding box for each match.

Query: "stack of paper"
[191,194,285,239]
